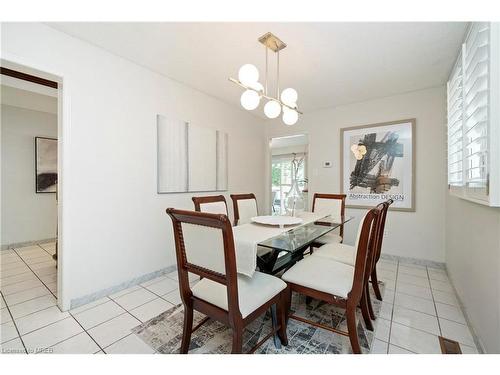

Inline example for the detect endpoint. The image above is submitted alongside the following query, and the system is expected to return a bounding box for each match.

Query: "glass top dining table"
[256,215,354,274]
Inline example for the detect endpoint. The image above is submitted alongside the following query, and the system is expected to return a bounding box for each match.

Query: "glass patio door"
[271,153,307,214]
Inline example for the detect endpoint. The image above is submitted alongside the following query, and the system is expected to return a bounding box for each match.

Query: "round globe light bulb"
[248,81,264,92]
[282,107,299,125]
[264,100,281,119]
[238,64,259,86]
[240,90,260,110]
[280,88,298,106]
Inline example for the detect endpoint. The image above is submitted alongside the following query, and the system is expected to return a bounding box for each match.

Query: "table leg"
[270,304,282,349]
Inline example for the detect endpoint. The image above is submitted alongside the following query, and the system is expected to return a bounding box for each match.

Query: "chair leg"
[371,268,383,301]
[231,327,243,354]
[276,292,289,346]
[346,304,362,354]
[180,304,193,354]
[365,284,376,321]
[285,286,292,324]
[360,292,374,331]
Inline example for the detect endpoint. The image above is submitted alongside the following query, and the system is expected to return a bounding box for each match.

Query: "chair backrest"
[349,207,381,303]
[166,208,241,316]
[373,199,393,264]
[192,195,228,216]
[230,193,258,226]
[312,193,346,238]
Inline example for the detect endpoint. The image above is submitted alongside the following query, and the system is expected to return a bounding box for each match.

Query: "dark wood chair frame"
[369,199,394,302]
[192,195,228,215]
[285,206,381,354]
[311,193,346,243]
[230,193,258,226]
[166,208,289,354]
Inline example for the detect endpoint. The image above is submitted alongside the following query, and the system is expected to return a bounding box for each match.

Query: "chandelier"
[229,32,302,125]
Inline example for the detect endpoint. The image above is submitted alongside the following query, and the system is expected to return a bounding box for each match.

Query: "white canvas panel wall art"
[157,115,189,192]
[188,125,217,192]
[216,131,228,191]
[341,119,415,211]
[157,114,228,193]
[35,137,58,193]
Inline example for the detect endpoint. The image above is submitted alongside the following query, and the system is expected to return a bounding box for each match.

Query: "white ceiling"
[48,22,468,115]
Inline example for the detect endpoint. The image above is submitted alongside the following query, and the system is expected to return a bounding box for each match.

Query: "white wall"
[1,104,58,245]
[266,87,447,262]
[1,23,267,308]
[271,145,308,156]
[1,85,58,114]
[445,196,500,353]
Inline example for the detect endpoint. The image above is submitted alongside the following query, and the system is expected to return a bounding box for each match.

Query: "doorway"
[270,134,309,214]
[1,64,62,306]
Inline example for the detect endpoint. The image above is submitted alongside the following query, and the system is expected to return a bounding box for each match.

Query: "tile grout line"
[12,247,57,300]
[66,310,105,353]
[37,243,55,258]
[12,307,73,337]
[2,280,53,299]
[79,310,130,332]
[389,342,417,354]
[101,332,156,354]
[68,280,180,345]
[386,260,399,353]
[83,313,141,353]
[426,266,443,337]
[25,317,96,354]
[109,288,173,320]
[2,289,54,308]
[0,290,28,354]
[8,301,59,325]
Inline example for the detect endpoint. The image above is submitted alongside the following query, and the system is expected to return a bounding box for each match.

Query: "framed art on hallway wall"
[35,136,58,193]
[340,119,415,211]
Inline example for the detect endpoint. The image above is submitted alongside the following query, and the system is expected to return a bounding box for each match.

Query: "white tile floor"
[1,244,481,354]
[369,259,480,354]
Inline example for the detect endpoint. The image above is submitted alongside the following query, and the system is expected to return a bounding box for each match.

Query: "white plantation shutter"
[447,52,464,187]
[463,22,490,188]
[447,22,500,206]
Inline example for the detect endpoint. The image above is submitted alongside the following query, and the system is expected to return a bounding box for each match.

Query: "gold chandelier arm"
[276,41,280,99]
[265,45,268,96]
[228,77,303,115]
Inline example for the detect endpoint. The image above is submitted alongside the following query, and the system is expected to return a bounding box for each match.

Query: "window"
[447,22,500,206]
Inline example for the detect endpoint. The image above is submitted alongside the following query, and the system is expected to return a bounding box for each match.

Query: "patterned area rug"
[132,286,384,354]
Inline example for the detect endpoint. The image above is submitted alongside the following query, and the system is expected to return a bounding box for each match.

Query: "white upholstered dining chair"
[230,193,258,226]
[281,206,382,353]
[311,193,346,245]
[166,208,288,354]
[192,195,229,216]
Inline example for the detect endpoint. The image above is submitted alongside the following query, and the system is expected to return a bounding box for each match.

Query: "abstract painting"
[157,114,228,193]
[341,119,415,211]
[35,137,58,193]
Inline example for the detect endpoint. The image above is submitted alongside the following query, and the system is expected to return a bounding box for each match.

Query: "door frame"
[2,53,71,310]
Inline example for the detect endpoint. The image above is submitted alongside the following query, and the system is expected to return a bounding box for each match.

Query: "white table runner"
[232,211,324,277]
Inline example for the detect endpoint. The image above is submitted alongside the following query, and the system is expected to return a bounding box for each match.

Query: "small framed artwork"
[35,137,58,193]
[340,119,415,211]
